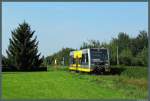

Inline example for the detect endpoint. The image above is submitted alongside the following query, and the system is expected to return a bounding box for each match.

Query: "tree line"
[2,21,148,71]
[44,48,75,66]
[45,31,148,66]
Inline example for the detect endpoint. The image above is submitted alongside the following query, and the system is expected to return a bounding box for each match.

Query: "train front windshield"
[90,49,108,63]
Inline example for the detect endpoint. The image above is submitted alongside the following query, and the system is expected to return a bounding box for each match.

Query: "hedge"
[2,66,47,72]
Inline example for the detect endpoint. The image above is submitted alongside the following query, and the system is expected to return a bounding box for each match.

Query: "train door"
[74,51,82,72]
[81,53,89,67]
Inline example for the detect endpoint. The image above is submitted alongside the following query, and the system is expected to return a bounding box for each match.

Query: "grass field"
[2,66,148,99]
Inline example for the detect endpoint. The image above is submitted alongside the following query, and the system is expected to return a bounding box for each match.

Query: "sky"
[2,2,148,57]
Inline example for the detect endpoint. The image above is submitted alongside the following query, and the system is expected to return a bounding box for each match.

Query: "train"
[69,48,110,73]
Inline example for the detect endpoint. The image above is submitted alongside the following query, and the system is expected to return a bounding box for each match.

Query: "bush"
[110,66,147,79]
[119,48,133,65]
[136,47,148,66]
[131,57,143,66]
[2,66,47,72]
[110,66,126,75]
[120,57,132,65]
[120,67,148,79]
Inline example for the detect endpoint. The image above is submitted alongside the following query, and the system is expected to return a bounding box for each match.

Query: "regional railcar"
[69,48,110,73]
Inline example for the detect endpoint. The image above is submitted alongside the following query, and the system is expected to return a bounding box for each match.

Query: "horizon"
[2,2,148,57]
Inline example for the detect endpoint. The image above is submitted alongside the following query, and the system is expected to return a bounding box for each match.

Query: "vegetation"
[45,31,148,67]
[2,22,148,69]
[2,21,44,70]
[2,66,148,99]
[2,21,148,99]
[45,48,75,66]
[111,65,148,79]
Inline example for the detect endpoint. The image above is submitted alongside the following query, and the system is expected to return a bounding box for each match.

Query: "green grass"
[2,66,148,99]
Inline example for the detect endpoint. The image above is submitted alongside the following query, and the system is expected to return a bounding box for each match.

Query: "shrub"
[119,48,133,65]
[120,67,148,79]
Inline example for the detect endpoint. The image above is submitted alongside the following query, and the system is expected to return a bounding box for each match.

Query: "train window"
[81,53,88,65]
[86,53,88,63]
[90,49,108,62]
[81,54,85,64]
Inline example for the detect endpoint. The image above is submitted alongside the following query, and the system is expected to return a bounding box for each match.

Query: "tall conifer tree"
[6,21,43,70]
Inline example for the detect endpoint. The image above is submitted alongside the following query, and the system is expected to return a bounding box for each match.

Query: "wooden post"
[117,46,119,65]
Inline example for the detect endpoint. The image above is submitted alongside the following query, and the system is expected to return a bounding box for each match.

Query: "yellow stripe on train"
[71,64,81,67]
[69,67,92,72]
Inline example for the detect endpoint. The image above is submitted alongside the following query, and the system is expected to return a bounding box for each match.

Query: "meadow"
[2,66,148,99]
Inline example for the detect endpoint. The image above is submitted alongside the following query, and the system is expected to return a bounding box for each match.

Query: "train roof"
[70,48,108,55]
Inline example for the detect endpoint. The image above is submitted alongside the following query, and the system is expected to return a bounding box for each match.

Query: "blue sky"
[2,2,148,57]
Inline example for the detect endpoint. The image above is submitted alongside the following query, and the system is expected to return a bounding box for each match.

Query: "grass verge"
[2,66,148,99]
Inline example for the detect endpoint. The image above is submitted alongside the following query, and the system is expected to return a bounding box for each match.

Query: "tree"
[135,47,148,66]
[2,55,8,66]
[129,38,138,56]
[119,48,133,65]
[130,31,148,57]
[136,31,148,52]
[80,40,106,49]
[45,47,75,66]
[6,21,43,70]
[109,41,117,65]
[117,32,130,53]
